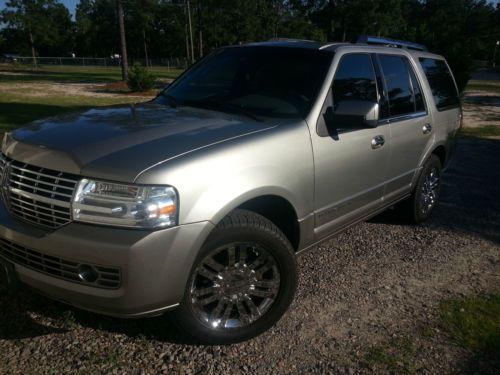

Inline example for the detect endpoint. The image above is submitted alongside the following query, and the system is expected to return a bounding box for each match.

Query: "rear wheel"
[397,154,442,224]
[172,209,297,344]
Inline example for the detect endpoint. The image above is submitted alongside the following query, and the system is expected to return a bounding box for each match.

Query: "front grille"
[0,154,79,229]
[0,238,121,289]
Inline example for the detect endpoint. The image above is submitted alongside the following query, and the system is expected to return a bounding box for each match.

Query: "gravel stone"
[0,136,499,374]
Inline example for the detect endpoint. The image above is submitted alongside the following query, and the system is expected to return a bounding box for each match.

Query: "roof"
[239,38,444,60]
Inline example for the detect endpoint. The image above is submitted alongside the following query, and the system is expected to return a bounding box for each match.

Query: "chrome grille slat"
[10,165,78,184]
[9,179,74,198]
[9,173,75,193]
[0,238,121,289]
[9,195,70,216]
[0,154,78,229]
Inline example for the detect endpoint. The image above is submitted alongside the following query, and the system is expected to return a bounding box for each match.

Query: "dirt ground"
[0,73,499,374]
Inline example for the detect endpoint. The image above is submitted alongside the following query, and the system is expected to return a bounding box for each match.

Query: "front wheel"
[171,209,297,344]
[396,154,442,224]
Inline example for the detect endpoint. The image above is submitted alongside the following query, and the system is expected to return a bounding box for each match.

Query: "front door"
[311,53,390,240]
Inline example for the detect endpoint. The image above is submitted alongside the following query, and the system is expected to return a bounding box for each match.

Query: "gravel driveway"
[0,136,499,374]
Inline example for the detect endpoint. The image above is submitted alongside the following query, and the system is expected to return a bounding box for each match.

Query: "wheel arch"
[210,193,301,252]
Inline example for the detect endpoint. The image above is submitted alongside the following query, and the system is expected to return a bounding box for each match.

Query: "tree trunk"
[117,0,129,81]
[187,0,195,64]
[28,27,37,69]
[143,29,150,67]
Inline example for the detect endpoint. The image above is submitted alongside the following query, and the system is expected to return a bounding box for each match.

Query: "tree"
[1,0,72,67]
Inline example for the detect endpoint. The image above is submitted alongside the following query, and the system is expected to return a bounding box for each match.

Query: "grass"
[439,294,500,360]
[0,63,183,83]
[459,125,500,138]
[0,64,183,133]
[361,337,418,373]
[465,80,500,93]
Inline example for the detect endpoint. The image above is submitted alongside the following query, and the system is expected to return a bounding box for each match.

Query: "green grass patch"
[0,92,140,133]
[465,82,500,93]
[459,125,500,138]
[0,64,183,133]
[440,294,500,364]
[361,337,417,373]
[0,64,183,84]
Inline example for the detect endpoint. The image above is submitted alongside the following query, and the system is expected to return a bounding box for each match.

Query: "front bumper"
[0,202,214,318]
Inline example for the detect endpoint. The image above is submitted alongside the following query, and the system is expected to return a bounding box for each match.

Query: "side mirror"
[327,101,379,129]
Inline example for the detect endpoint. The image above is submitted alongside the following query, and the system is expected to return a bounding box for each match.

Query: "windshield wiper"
[188,99,263,122]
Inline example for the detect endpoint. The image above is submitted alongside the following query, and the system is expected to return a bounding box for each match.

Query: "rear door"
[375,53,434,203]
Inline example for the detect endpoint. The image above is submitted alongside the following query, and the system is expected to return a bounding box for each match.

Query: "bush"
[127,63,155,92]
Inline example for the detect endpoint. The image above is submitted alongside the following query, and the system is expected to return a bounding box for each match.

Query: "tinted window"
[419,58,459,111]
[158,47,333,118]
[332,54,377,106]
[379,55,414,117]
[408,63,425,112]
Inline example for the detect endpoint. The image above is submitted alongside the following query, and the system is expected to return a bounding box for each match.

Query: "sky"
[0,0,499,17]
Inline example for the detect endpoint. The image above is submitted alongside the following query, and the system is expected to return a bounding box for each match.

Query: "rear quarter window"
[419,58,460,111]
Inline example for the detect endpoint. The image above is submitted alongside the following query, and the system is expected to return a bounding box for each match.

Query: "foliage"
[126,63,156,91]
[1,0,499,89]
[0,0,73,56]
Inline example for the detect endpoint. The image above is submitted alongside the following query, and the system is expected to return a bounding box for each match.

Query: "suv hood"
[6,103,275,182]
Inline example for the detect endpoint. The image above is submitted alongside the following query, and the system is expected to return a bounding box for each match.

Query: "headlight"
[72,179,178,229]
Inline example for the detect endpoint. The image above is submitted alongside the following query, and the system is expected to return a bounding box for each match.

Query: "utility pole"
[187,0,195,64]
[117,0,129,81]
[494,41,499,68]
[198,0,203,58]
[184,0,190,65]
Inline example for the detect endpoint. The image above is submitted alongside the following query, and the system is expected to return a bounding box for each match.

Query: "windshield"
[156,46,333,119]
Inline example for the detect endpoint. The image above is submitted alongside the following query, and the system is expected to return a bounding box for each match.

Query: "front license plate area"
[0,258,18,293]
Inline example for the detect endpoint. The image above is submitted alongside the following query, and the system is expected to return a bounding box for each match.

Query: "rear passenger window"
[379,55,414,117]
[332,54,377,105]
[419,58,459,111]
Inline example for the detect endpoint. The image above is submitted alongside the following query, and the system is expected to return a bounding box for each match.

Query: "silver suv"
[0,36,461,344]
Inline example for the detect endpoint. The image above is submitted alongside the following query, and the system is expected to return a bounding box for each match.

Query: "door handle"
[423,123,432,134]
[371,135,385,149]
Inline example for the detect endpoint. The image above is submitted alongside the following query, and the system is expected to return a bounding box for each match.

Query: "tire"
[171,209,297,344]
[396,154,442,224]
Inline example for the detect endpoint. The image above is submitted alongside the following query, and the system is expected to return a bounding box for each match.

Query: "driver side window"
[332,54,378,107]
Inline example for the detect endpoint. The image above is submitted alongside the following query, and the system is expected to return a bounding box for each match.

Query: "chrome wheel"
[420,167,440,215]
[190,242,280,330]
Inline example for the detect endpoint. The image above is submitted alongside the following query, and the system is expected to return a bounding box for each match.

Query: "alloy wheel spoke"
[227,246,236,267]
[248,253,267,270]
[193,286,218,298]
[221,302,234,326]
[204,257,225,272]
[253,279,279,290]
[238,246,248,265]
[197,293,219,306]
[236,300,251,324]
[210,299,226,321]
[197,265,220,281]
[249,288,275,298]
[244,295,261,317]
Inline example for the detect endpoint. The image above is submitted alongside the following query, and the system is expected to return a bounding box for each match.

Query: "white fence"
[0,56,188,69]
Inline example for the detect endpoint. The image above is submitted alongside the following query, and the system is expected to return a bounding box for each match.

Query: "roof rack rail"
[354,35,427,52]
[267,37,318,44]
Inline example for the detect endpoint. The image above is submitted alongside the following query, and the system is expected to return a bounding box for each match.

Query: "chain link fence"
[0,56,188,69]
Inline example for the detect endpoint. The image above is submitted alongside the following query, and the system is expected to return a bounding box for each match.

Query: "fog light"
[78,264,98,283]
